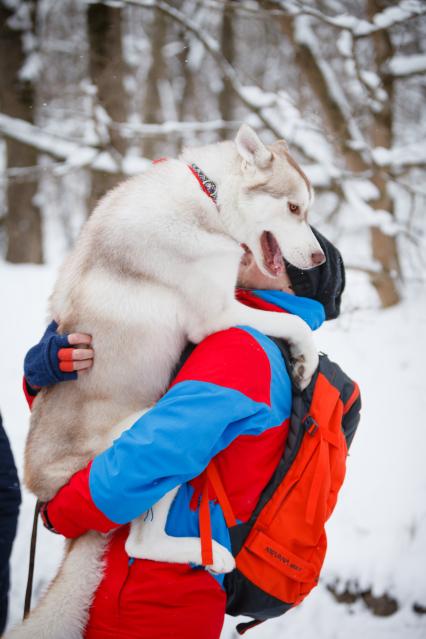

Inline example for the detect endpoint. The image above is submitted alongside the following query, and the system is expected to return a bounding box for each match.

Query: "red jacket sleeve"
[44,462,120,538]
[23,376,39,409]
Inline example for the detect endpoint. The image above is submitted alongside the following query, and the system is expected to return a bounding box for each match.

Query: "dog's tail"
[4,531,108,639]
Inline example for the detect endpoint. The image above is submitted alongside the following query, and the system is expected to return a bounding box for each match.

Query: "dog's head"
[232,124,325,275]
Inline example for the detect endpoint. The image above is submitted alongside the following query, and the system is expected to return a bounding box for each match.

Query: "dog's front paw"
[291,346,319,391]
[206,541,236,575]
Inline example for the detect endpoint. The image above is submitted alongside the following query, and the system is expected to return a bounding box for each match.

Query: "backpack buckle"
[303,415,319,435]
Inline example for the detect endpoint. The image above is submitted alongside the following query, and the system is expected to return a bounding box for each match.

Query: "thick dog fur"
[6,125,323,638]
[7,533,108,639]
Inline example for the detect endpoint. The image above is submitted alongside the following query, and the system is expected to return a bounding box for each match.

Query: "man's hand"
[39,462,120,539]
[24,321,94,389]
[58,332,94,374]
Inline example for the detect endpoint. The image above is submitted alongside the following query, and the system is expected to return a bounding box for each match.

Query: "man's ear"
[235,124,272,170]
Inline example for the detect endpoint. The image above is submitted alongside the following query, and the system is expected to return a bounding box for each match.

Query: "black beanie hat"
[285,227,345,320]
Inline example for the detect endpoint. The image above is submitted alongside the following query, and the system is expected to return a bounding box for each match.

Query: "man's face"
[237,248,294,294]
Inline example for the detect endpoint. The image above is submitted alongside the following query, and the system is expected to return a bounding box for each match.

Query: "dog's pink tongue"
[261,231,284,276]
[272,246,284,274]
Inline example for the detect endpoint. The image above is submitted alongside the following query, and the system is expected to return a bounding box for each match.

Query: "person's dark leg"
[0,412,21,634]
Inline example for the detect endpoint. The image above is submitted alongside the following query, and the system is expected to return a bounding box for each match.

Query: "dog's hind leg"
[125,488,235,574]
[4,532,108,639]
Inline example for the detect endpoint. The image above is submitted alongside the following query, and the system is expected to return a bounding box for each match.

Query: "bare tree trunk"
[275,6,400,306]
[218,0,235,138]
[178,30,198,122]
[142,7,167,158]
[0,0,42,263]
[87,2,127,212]
[367,0,400,307]
[278,15,366,172]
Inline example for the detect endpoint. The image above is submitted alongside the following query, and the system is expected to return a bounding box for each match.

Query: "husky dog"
[7,124,324,639]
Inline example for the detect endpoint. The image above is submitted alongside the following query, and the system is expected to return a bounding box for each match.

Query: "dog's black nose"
[311,251,326,266]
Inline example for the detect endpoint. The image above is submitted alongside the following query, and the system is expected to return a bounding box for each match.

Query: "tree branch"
[0,112,149,174]
[284,0,426,38]
[104,0,287,139]
[110,118,244,138]
[293,15,368,156]
[386,53,426,78]
[372,141,426,169]
[0,112,259,174]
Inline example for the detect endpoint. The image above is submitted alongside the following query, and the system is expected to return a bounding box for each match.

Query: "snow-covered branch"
[261,0,426,38]
[203,0,426,39]
[0,113,252,175]
[372,142,426,169]
[0,112,119,172]
[386,53,426,78]
[106,0,286,139]
[0,112,154,176]
[343,34,386,108]
[0,161,65,184]
[111,118,243,137]
[353,0,426,37]
[0,110,339,188]
[291,15,369,169]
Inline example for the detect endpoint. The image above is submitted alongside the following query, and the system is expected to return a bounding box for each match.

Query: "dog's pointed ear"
[235,124,272,170]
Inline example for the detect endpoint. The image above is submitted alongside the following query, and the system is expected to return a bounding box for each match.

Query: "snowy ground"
[1,261,426,638]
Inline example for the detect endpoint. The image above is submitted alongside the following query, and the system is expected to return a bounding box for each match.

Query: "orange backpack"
[199,338,361,635]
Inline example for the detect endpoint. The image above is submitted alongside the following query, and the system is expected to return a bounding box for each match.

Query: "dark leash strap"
[23,499,42,620]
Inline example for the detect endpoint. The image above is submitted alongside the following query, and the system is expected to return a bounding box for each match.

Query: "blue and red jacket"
[28,289,325,587]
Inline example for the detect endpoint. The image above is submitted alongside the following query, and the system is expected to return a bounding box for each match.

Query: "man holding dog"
[22,228,355,639]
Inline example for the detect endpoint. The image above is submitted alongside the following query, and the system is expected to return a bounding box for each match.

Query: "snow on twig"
[107,0,353,181]
[386,53,426,78]
[344,34,386,108]
[110,118,244,137]
[0,112,118,172]
[107,0,286,139]
[0,112,154,175]
[196,0,426,37]
[0,110,339,187]
[293,16,369,157]
[267,0,426,38]
[0,113,256,175]
[372,142,426,169]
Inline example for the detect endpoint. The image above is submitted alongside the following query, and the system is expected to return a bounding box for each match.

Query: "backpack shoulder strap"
[247,335,313,521]
[269,335,360,449]
[315,353,361,449]
[199,459,237,567]
[207,461,237,527]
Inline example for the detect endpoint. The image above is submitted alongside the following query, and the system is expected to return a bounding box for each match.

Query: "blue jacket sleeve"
[89,380,273,524]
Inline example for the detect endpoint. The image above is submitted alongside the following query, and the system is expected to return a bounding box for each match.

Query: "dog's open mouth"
[260,231,285,277]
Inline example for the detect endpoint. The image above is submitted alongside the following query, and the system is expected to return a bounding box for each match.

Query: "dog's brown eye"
[288,202,300,214]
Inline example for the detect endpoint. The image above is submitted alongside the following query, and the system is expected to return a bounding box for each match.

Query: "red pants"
[84,526,226,639]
